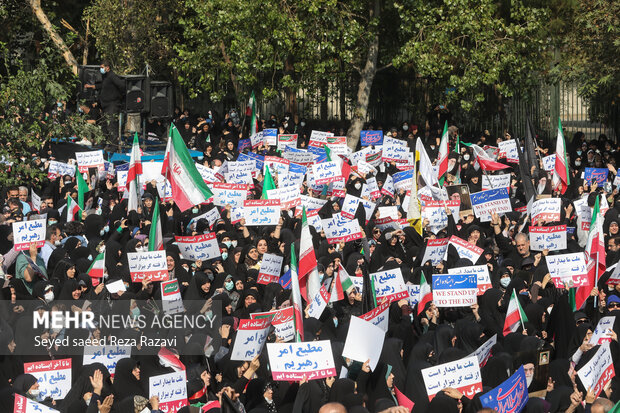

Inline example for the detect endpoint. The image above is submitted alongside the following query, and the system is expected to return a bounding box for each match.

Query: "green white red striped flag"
[127,132,142,212]
[437,121,449,186]
[161,124,213,212]
[417,271,432,315]
[503,289,528,335]
[247,91,258,137]
[66,195,81,223]
[290,243,304,342]
[330,263,355,302]
[551,118,570,194]
[299,206,320,302]
[87,251,105,286]
[149,198,163,251]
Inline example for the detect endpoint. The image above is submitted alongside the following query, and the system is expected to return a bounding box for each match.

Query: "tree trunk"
[284,56,297,118]
[219,41,240,101]
[346,0,381,150]
[28,0,78,75]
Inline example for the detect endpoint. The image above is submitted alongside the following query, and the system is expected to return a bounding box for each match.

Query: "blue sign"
[470,187,510,206]
[263,128,278,138]
[481,365,528,413]
[289,163,307,175]
[361,130,384,146]
[584,168,608,185]
[238,139,251,152]
[392,169,414,185]
[238,152,264,170]
[308,145,328,164]
[432,273,477,291]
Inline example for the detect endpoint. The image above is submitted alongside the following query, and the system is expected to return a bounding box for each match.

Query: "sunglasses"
[608,302,620,309]
[576,318,589,325]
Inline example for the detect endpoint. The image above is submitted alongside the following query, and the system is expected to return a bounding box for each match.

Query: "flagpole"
[481,168,496,190]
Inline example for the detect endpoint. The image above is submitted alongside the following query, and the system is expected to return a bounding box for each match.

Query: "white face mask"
[300,122,306,127]
[44,291,54,303]
[29,389,40,399]
[500,277,511,288]
[403,125,409,131]
[354,182,362,190]
[463,154,471,161]
[231,241,238,248]
[54,240,62,246]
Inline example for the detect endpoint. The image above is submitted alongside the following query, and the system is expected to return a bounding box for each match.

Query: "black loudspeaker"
[150,81,174,118]
[124,75,150,113]
[78,65,102,102]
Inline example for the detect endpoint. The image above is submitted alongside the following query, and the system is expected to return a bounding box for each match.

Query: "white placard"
[127,250,168,282]
[372,268,408,303]
[529,225,567,251]
[447,235,484,264]
[267,340,336,381]
[432,273,478,307]
[342,316,385,371]
[258,254,284,285]
[469,335,497,367]
[545,252,588,288]
[470,187,512,222]
[83,345,131,376]
[498,140,519,162]
[577,342,615,398]
[481,173,512,190]
[590,316,616,345]
[448,265,492,295]
[244,199,281,226]
[149,371,188,413]
[230,318,271,361]
[14,394,60,413]
[421,356,482,401]
[12,219,46,251]
[543,154,556,171]
[359,301,390,332]
[24,359,72,400]
[531,198,562,225]
[211,183,247,207]
[161,280,185,315]
[175,233,221,261]
[312,161,341,185]
[422,238,449,266]
[75,150,105,173]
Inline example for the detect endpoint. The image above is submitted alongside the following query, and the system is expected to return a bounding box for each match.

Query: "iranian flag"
[87,252,105,286]
[66,195,81,222]
[437,121,449,185]
[127,132,142,212]
[579,195,606,309]
[161,124,214,212]
[330,263,355,302]
[463,142,510,171]
[247,90,258,137]
[503,289,528,335]
[324,144,351,181]
[149,198,163,251]
[290,243,304,342]
[299,207,321,302]
[417,271,432,315]
[76,166,89,220]
[551,118,570,194]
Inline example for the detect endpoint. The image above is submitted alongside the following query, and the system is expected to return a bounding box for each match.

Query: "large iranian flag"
[462,142,509,171]
[149,198,163,251]
[503,290,528,335]
[299,207,320,302]
[162,124,213,212]
[290,243,304,342]
[437,121,449,185]
[247,91,258,137]
[551,118,570,194]
[578,195,606,309]
[127,132,142,212]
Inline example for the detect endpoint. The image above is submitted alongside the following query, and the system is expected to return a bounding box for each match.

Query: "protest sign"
[421,356,482,400]
[251,307,295,342]
[341,194,376,221]
[359,301,390,332]
[584,167,609,185]
[264,156,289,178]
[83,345,131,376]
[323,214,363,244]
[14,394,60,413]
[421,200,460,233]
[105,279,126,294]
[312,161,341,185]
[266,185,302,210]
[481,173,511,190]
[306,286,331,319]
[432,273,478,307]
[48,160,75,179]
[75,150,105,173]
[543,154,556,171]
[128,250,168,282]
[421,238,449,266]
[149,371,188,413]
[267,340,336,381]
[30,190,41,212]
[577,342,615,397]
[407,284,420,308]
[12,219,46,251]
[382,136,409,163]
[531,198,561,225]
[210,183,247,207]
[342,316,385,370]
[469,335,497,368]
[250,131,264,148]
[529,225,567,251]
[326,136,348,157]
[309,130,334,147]
[446,236,484,264]
[116,171,128,192]
[470,187,511,222]
[244,199,281,226]
[590,316,616,345]
[175,233,221,261]
[263,129,278,146]
[498,140,519,163]
[24,358,72,399]
[231,318,271,361]
[257,253,283,285]
[161,280,185,315]
[366,177,381,199]
[360,130,384,146]
[545,252,588,287]
[277,134,298,151]
[448,265,492,295]
[480,366,528,413]
[372,268,408,302]
[393,170,414,191]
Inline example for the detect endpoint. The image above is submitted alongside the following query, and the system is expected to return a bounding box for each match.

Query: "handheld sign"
[448,265,492,295]
[48,160,75,179]
[432,273,478,307]
[230,318,271,361]
[24,358,72,400]
[14,394,60,413]
[421,238,449,266]
[277,134,298,151]
[127,250,168,282]
[481,173,511,190]
[312,161,341,185]
[267,340,336,381]
[360,130,384,146]
[83,345,131,376]
[342,316,385,371]
[75,150,105,173]
[306,286,331,319]
[584,168,608,185]
[480,366,528,413]
[211,183,248,207]
[149,371,188,413]
[12,219,46,251]
[250,307,295,342]
[421,356,482,401]
[359,301,390,332]
[589,316,616,345]
[577,342,615,398]
[446,236,484,264]
[175,233,221,262]
[470,187,511,222]
[257,254,283,285]
[161,280,185,315]
[545,253,587,287]
[542,154,556,171]
[372,268,408,302]
[529,225,567,251]
[497,140,519,163]
[469,335,497,368]
[244,199,281,226]
[531,198,561,225]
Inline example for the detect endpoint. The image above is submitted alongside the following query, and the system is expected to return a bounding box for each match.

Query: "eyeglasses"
[576,318,589,325]
[608,302,620,309]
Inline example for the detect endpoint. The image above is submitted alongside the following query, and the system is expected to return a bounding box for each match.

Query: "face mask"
[283,123,288,128]
[300,122,306,127]
[192,207,199,214]
[318,272,324,281]
[65,180,72,185]
[577,150,582,156]
[29,389,40,399]
[575,161,581,167]
[131,307,140,318]
[403,125,408,131]
[44,291,54,303]
[99,67,106,75]
[223,241,232,248]
[225,281,234,291]
[221,252,228,261]
[354,182,362,190]
[430,145,436,150]
[333,317,338,328]
[500,277,511,288]
[231,241,238,248]
[48,220,57,226]
[463,154,471,161]
[54,240,62,247]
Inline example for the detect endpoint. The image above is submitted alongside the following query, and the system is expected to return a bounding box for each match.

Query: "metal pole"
[118,112,122,153]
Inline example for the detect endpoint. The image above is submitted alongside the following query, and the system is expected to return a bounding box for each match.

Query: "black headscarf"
[111,358,145,401]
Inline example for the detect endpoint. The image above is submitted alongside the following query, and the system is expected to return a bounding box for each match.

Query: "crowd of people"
[1,100,620,413]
